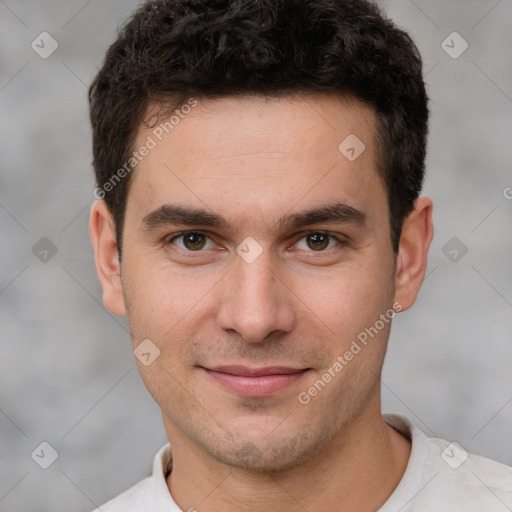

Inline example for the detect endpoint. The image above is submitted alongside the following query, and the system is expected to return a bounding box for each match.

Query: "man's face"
[118,94,399,470]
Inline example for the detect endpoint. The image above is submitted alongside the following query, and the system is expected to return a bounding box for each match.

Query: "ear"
[393,196,434,312]
[89,200,126,316]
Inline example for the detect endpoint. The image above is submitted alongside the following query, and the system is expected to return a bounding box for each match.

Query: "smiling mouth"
[200,365,311,397]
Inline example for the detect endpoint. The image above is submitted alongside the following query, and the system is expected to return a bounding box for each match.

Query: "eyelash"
[165,230,346,254]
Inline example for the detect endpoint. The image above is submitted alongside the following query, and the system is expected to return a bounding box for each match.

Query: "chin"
[203,423,321,472]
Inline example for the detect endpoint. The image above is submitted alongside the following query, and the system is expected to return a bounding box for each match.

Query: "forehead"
[139,92,379,159]
[126,93,387,233]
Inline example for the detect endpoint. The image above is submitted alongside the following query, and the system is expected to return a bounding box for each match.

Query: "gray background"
[1,0,511,510]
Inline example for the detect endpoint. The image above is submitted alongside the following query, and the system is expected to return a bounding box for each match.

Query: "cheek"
[122,262,218,350]
[125,263,183,314]
[293,262,392,340]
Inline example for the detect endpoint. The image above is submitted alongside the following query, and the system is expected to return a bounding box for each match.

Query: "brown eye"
[182,232,206,250]
[294,232,343,252]
[167,231,214,252]
[306,233,330,251]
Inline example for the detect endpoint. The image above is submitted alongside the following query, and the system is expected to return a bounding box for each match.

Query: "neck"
[165,393,411,512]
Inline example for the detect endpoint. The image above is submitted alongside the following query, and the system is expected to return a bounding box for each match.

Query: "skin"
[90,92,433,511]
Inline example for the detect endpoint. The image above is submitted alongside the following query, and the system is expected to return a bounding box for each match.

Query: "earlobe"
[393,196,434,312]
[89,200,127,316]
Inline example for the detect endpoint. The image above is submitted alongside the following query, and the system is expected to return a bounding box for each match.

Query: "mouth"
[200,365,312,397]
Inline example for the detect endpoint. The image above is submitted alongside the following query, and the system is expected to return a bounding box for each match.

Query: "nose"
[217,247,296,344]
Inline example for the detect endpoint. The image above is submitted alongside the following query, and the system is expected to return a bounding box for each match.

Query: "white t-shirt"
[93,413,512,511]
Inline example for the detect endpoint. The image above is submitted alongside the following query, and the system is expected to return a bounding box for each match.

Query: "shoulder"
[91,476,153,512]
[428,436,512,491]
[91,444,174,511]
[383,413,512,510]
[421,438,512,509]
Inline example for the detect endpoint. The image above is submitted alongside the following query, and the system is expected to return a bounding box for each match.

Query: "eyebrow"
[141,202,367,233]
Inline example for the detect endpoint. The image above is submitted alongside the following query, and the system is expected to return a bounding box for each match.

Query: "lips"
[207,365,308,377]
[201,365,311,397]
